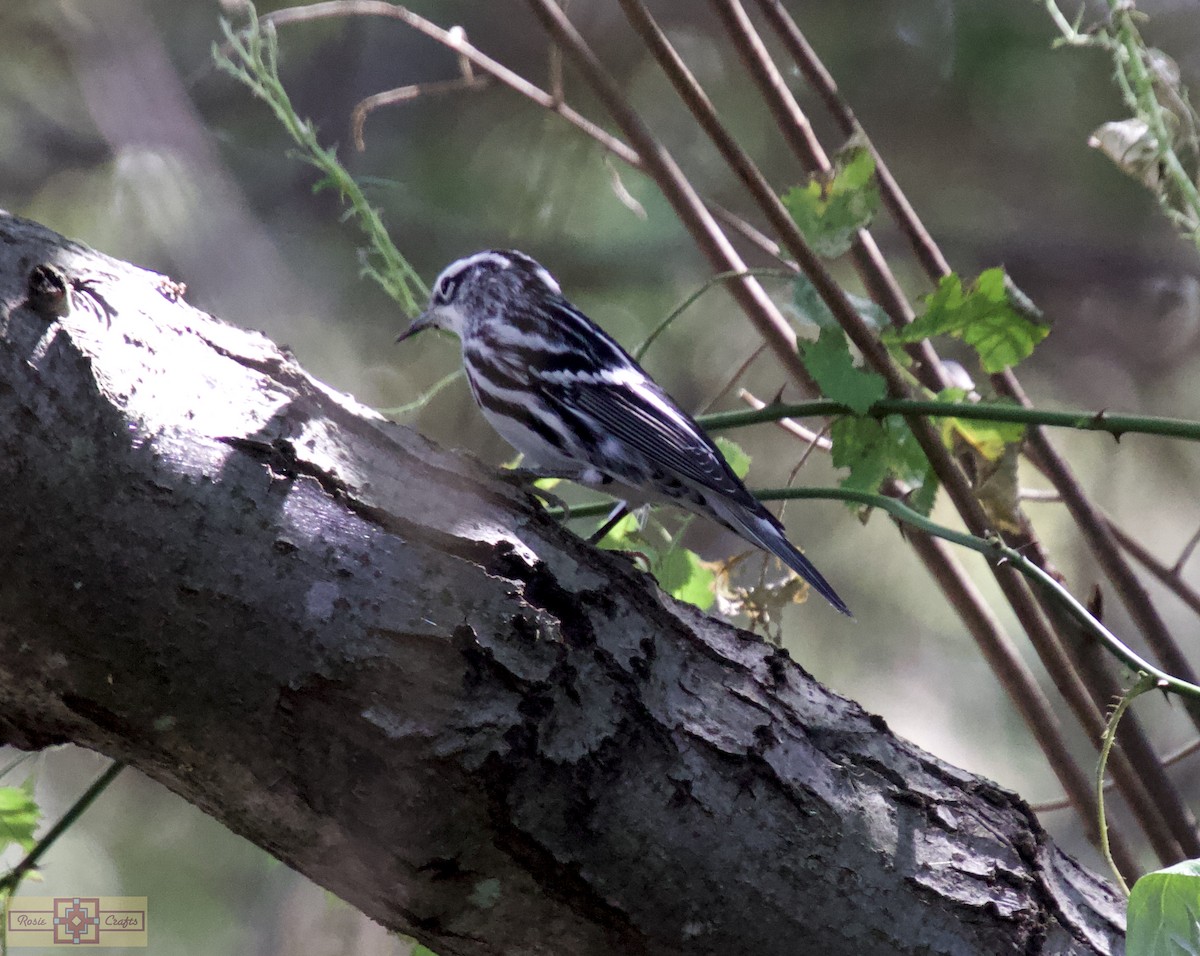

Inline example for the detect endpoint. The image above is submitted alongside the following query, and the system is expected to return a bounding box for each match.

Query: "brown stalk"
[519,0,816,392]
[638,0,1182,864]
[752,0,952,279]
[1109,519,1200,617]
[707,0,951,395]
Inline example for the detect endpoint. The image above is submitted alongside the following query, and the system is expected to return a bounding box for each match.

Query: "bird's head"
[396,249,562,343]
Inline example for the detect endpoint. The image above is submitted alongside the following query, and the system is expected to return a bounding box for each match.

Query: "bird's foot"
[498,467,573,520]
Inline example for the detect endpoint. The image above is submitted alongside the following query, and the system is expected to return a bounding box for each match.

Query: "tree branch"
[0,214,1127,954]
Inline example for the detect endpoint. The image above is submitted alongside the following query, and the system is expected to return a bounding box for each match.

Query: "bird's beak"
[395,310,438,345]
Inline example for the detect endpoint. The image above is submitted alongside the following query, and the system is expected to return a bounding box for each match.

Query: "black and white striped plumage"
[397,250,850,616]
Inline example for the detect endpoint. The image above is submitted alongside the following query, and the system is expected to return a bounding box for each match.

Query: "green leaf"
[656,546,716,612]
[714,437,752,480]
[885,268,1049,373]
[791,274,889,331]
[799,326,888,415]
[782,147,881,258]
[1128,859,1200,956]
[0,780,41,855]
[830,415,938,515]
[596,512,655,561]
[935,387,1026,460]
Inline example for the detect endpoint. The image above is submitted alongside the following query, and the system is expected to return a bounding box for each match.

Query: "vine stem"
[0,761,126,897]
[1098,674,1159,895]
[699,398,1200,443]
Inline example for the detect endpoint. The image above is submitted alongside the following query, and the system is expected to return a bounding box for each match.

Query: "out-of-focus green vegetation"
[4,0,1200,949]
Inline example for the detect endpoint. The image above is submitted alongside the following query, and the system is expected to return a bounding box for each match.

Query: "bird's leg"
[501,466,580,484]
[588,500,630,545]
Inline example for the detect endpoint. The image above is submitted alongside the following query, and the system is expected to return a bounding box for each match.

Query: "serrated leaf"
[885,268,1050,373]
[1127,859,1200,956]
[830,415,937,514]
[791,274,889,331]
[830,417,891,495]
[907,462,940,516]
[714,437,752,480]
[782,147,881,258]
[975,444,1023,534]
[657,546,716,611]
[936,387,1026,461]
[799,327,888,415]
[0,781,41,855]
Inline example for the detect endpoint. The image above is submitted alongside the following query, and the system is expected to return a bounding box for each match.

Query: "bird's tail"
[710,498,852,618]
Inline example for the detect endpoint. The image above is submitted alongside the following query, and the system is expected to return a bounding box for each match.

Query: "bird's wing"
[550,372,750,501]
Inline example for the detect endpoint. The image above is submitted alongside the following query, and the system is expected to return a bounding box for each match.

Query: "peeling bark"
[0,213,1125,955]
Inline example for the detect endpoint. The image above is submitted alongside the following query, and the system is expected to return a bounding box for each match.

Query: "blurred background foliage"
[3,0,1200,951]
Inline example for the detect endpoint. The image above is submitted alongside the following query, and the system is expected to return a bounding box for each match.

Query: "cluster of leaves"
[783,149,1045,518]
[783,125,1200,943]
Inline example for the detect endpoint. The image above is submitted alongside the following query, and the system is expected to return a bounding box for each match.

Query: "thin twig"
[255,1,641,167]
[1020,488,1063,502]
[352,75,493,151]
[738,389,832,450]
[1107,518,1200,618]
[700,343,769,415]
[1173,523,1200,576]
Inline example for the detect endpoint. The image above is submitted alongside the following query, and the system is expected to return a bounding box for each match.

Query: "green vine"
[1096,674,1159,895]
[0,761,126,900]
[213,6,427,313]
[1044,0,1200,246]
[699,397,1200,444]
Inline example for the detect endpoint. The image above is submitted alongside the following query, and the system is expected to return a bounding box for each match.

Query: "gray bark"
[0,212,1125,955]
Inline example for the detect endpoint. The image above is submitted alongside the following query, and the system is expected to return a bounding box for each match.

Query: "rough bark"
[0,212,1125,955]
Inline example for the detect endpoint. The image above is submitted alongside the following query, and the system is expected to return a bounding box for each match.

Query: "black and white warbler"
[397,250,851,616]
